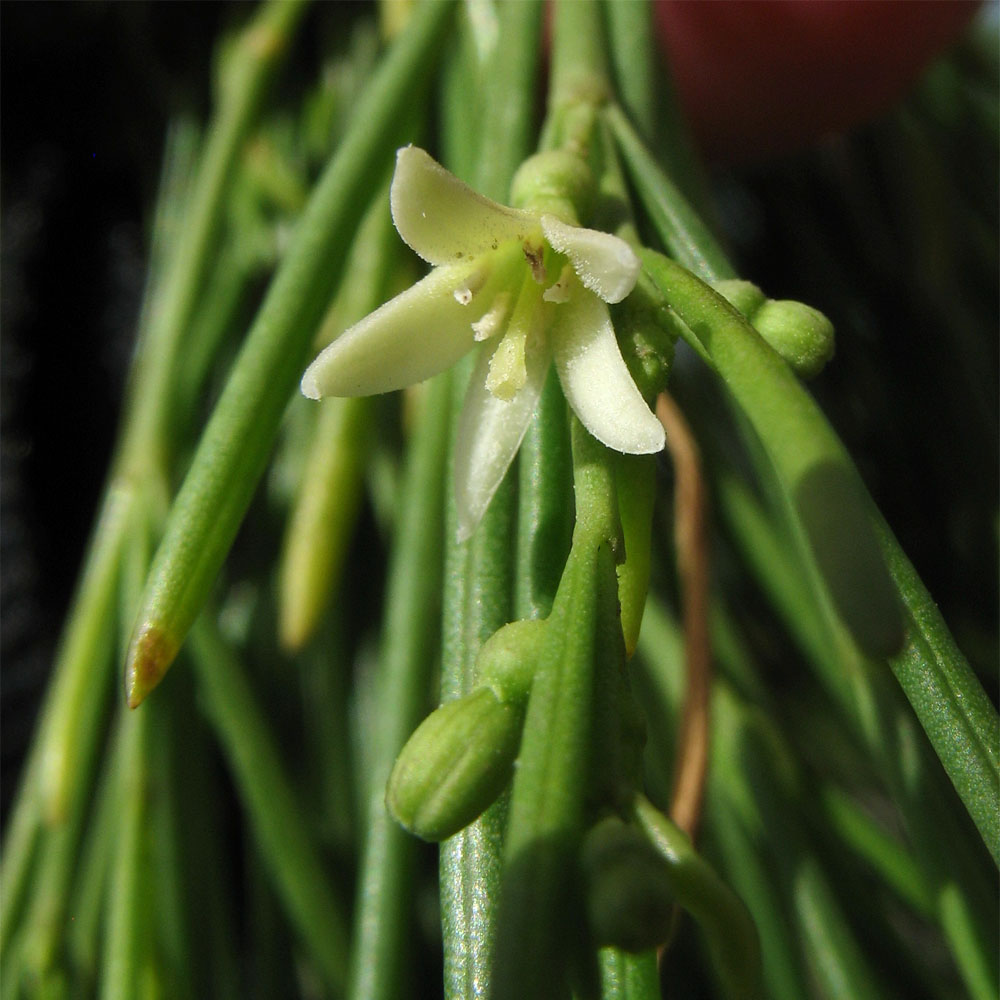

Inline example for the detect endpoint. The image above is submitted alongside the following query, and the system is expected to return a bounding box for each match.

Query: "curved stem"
[657,393,711,842]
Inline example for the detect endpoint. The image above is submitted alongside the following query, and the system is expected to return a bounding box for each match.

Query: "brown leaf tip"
[125,624,179,709]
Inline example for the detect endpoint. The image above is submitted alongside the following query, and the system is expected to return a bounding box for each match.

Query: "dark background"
[1,1,244,814]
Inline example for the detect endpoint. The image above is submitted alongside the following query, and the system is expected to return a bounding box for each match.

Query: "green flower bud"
[613,272,676,403]
[476,618,547,704]
[581,816,675,952]
[510,150,595,224]
[713,279,835,378]
[386,687,523,842]
[754,298,835,378]
[712,278,767,319]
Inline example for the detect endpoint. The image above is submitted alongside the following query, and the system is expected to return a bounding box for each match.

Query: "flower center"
[485,273,545,401]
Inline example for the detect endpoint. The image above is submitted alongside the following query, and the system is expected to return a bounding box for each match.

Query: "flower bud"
[386,687,523,841]
[476,618,547,705]
[753,298,835,378]
[581,816,675,952]
[712,278,767,319]
[510,150,595,224]
[713,279,835,378]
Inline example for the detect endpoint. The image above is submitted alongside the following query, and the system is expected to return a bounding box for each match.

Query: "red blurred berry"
[654,0,980,162]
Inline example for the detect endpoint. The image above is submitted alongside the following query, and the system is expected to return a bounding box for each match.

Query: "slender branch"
[657,392,711,842]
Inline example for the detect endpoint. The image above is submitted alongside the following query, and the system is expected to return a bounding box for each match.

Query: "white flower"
[302,146,664,540]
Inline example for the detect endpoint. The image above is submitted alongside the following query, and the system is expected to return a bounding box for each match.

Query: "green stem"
[791,857,885,1000]
[439,7,484,185]
[118,0,310,478]
[0,747,42,961]
[641,250,904,658]
[437,6,543,996]
[279,179,399,651]
[100,706,155,1000]
[712,446,998,995]
[634,796,762,1000]
[874,514,1000,863]
[619,116,999,861]
[711,684,889,1000]
[1,115,204,982]
[348,373,451,1000]
[473,0,544,203]
[168,672,241,998]
[597,948,661,1000]
[279,396,372,651]
[547,0,610,117]
[146,693,194,999]
[187,618,349,995]
[602,0,713,218]
[514,369,573,620]
[705,794,809,1000]
[439,360,516,1000]
[66,726,125,985]
[125,0,455,707]
[492,421,619,1000]
[820,787,934,918]
[601,0,655,139]
[171,234,264,428]
[605,103,732,282]
[35,487,132,823]
[16,654,114,987]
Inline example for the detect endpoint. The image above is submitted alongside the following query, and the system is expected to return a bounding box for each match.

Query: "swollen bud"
[476,618,547,704]
[712,278,767,319]
[386,687,523,842]
[714,279,835,378]
[510,150,595,224]
[580,816,675,952]
[754,299,835,378]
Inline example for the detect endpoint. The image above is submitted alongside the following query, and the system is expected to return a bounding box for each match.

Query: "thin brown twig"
[657,391,711,844]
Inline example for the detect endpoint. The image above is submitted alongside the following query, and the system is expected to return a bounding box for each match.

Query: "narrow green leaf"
[120,0,311,479]
[820,787,934,918]
[100,707,155,1000]
[643,249,905,659]
[601,0,655,139]
[125,0,456,706]
[875,515,1000,863]
[187,619,349,994]
[606,103,733,283]
[619,112,998,862]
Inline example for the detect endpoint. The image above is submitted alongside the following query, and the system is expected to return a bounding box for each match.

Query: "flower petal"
[551,293,665,454]
[454,335,551,541]
[391,146,539,265]
[302,260,493,398]
[540,215,640,304]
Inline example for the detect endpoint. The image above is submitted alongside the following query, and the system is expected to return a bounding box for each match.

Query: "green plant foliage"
[2,2,996,999]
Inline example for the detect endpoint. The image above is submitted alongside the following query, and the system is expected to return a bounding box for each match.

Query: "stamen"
[472,292,511,342]
[485,277,540,400]
[523,240,547,284]
[453,266,489,305]
[542,264,574,303]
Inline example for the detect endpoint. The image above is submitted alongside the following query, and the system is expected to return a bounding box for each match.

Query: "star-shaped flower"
[302,146,664,539]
